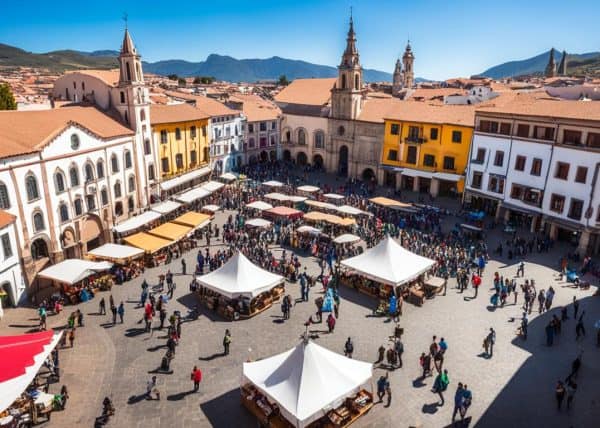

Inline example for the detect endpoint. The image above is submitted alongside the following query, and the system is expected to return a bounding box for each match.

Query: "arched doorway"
[61,227,78,259]
[1,282,15,307]
[338,145,349,176]
[31,238,49,260]
[362,168,375,182]
[260,151,268,162]
[269,150,277,161]
[81,215,104,252]
[283,150,291,162]
[297,152,308,166]
[313,154,324,169]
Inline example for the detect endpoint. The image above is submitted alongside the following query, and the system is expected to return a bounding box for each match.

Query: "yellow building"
[150,104,210,195]
[381,103,475,196]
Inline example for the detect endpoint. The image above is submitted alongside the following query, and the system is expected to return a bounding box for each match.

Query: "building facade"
[0,211,25,307]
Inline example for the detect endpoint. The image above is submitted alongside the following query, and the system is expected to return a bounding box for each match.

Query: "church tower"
[392,58,403,96]
[402,41,415,89]
[331,13,364,120]
[545,48,557,78]
[558,50,568,76]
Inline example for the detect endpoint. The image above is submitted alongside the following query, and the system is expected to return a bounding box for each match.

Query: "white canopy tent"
[333,233,361,244]
[175,187,211,204]
[263,180,284,187]
[336,205,368,216]
[245,201,274,211]
[159,166,210,191]
[323,193,345,200]
[297,185,320,193]
[150,200,182,215]
[341,236,435,286]
[201,180,225,193]
[264,192,290,202]
[37,259,113,285]
[242,340,373,428]
[246,218,272,228]
[220,172,238,182]
[86,243,144,261]
[296,225,322,235]
[197,252,284,299]
[113,210,161,234]
[202,204,221,213]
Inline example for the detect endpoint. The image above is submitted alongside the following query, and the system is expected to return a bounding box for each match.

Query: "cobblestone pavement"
[1,195,599,428]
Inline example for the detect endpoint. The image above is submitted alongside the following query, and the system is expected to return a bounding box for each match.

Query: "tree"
[278,75,290,86]
[193,76,215,84]
[0,84,17,110]
[167,74,179,81]
[177,78,187,87]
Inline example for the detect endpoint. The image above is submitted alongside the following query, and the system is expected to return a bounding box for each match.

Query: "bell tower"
[402,41,415,89]
[392,58,403,96]
[331,12,364,120]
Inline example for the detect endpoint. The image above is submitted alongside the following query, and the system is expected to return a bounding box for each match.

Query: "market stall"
[123,232,174,266]
[340,236,435,304]
[172,212,212,230]
[296,225,322,236]
[148,222,192,242]
[333,233,361,245]
[297,185,320,194]
[246,218,272,229]
[241,339,373,428]
[86,243,145,283]
[246,201,274,211]
[201,205,220,214]
[0,330,63,423]
[424,276,446,298]
[200,180,225,193]
[305,200,337,211]
[323,193,346,205]
[304,211,356,227]
[175,187,211,204]
[336,205,369,217]
[265,206,304,221]
[150,200,182,216]
[113,210,162,235]
[262,180,284,188]
[37,259,114,304]
[196,252,285,319]
[219,172,238,183]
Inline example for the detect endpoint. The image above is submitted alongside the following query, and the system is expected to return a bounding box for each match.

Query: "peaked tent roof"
[242,340,373,428]
[37,259,113,284]
[197,252,283,299]
[341,236,435,286]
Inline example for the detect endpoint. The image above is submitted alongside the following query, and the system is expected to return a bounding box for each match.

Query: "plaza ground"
[1,188,599,428]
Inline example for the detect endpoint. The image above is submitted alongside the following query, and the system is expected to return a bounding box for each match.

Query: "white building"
[445,85,500,105]
[465,99,600,253]
[0,211,26,307]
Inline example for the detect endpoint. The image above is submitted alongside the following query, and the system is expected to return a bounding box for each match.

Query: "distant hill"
[0,43,396,82]
[480,49,600,78]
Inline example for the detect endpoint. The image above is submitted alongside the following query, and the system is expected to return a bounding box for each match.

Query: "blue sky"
[1,0,599,80]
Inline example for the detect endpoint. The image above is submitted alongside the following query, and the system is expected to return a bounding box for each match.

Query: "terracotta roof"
[408,88,466,100]
[228,94,281,122]
[165,91,236,117]
[65,69,121,87]
[357,97,403,123]
[476,97,600,121]
[0,105,134,159]
[0,210,16,229]
[274,78,336,106]
[150,103,209,125]
[383,101,476,126]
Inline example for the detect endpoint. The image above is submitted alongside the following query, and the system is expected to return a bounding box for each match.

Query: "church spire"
[344,10,358,58]
[545,48,557,78]
[558,50,568,76]
[121,28,136,55]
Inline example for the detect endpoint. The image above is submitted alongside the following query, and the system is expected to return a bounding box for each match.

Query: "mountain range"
[480,49,600,78]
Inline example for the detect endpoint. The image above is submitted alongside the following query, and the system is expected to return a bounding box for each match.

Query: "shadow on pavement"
[200,388,255,427]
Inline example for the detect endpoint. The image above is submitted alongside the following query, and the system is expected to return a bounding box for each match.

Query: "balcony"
[404,136,427,144]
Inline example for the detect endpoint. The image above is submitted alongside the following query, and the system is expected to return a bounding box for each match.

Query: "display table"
[240,385,290,428]
[325,389,373,428]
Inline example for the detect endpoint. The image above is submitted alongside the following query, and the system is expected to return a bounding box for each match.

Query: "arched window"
[96,159,105,178]
[249,138,255,148]
[140,108,146,122]
[84,163,94,183]
[160,130,168,144]
[285,130,291,143]
[70,133,80,150]
[128,196,135,212]
[55,171,66,193]
[120,91,125,103]
[144,138,151,155]
[314,131,325,149]
[124,151,132,169]
[354,73,360,90]
[100,187,109,206]
[341,74,347,89]
[33,212,45,232]
[114,181,122,198]
[175,128,182,140]
[74,198,83,216]
[69,165,79,187]
[128,175,136,193]
[126,62,131,81]
[124,111,129,124]
[115,202,123,217]
[136,63,141,81]
[25,174,39,201]
[148,164,155,181]
[298,129,306,145]
[111,154,119,173]
[0,182,10,209]
[59,203,69,223]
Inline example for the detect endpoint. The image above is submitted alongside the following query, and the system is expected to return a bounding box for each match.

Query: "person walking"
[111,304,117,325]
[117,302,125,323]
[486,328,496,357]
[191,366,202,392]
[432,369,449,405]
[376,345,385,364]
[575,311,586,340]
[376,374,389,403]
[452,382,464,424]
[385,379,392,407]
[460,384,472,420]
[420,352,432,378]
[566,379,577,410]
[573,296,579,319]
[327,313,336,333]
[545,321,555,346]
[223,329,232,355]
[555,380,566,410]
[68,328,75,348]
[146,376,160,400]
[344,337,354,359]
[181,259,187,275]
[99,297,106,315]
[520,313,528,340]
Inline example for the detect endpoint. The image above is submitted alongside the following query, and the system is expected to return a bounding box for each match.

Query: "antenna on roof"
[122,12,128,30]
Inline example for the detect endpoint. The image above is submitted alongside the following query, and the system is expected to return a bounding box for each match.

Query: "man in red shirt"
[191,366,202,392]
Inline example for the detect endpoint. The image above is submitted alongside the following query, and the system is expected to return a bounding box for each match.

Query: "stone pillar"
[494,203,502,221]
[576,230,590,255]
[412,177,419,192]
[395,173,402,191]
[530,216,538,233]
[430,178,440,198]
[549,223,558,240]
[503,206,511,222]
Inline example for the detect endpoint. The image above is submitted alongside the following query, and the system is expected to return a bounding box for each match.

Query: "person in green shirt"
[432,369,450,405]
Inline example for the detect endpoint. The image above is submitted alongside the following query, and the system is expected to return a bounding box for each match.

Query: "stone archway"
[362,168,376,182]
[31,237,49,260]
[61,227,79,259]
[81,215,104,252]
[297,152,308,166]
[313,154,324,169]
[338,145,349,176]
[283,150,291,162]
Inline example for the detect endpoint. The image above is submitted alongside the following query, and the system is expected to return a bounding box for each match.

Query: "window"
[534,126,554,141]
[338,126,345,136]
[407,126,420,142]
[74,198,83,216]
[270,136,276,146]
[84,163,94,183]
[161,157,170,174]
[260,122,267,132]
[175,154,184,170]
[406,146,417,164]
[128,175,136,193]
[202,126,207,137]
[474,148,485,163]
[514,155,526,171]
[387,150,398,161]
[59,203,69,222]
[86,194,96,211]
[430,128,439,140]
[390,124,400,135]
[55,172,66,193]
[516,124,530,138]
[114,182,122,198]
[531,158,542,176]
[70,133,80,150]
[452,130,462,143]
[471,172,483,189]
[259,137,267,148]
[568,199,584,220]
[354,73,360,90]
[575,166,588,184]
[248,123,254,133]
[587,132,600,148]
[25,175,39,201]
[493,151,504,167]
[69,166,79,187]
[499,123,511,135]
[563,129,582,145]
[0,183,10,209]
[111,155,119,173]
[120,91,125,103]
[140,109,146,122]
[555,162,569,180]
[190,126,197,138]
[175,128,181,140]
[550,194,565,213]
[33,212,44,232]
[82,82,85,91]
[128,196,135,212]
[148,164,155,181]
[249,138,255,148]
[298,129,306,145]
[479,120,498,133]
[96,160,105,178]
[443,156,455,170]
[315,131,325,149]
[124,151,132,169]
[190,150,197,166]
[100,188,109,206]
[203,147,209,163]
[510,184,523,199]
[144,139,152,155]
[160,130,168,144]
[115,202,123,217]
[1,234,12,259]
[423,154,435,167]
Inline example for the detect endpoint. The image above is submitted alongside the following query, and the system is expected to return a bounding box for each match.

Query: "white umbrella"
[333,233,361,244]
